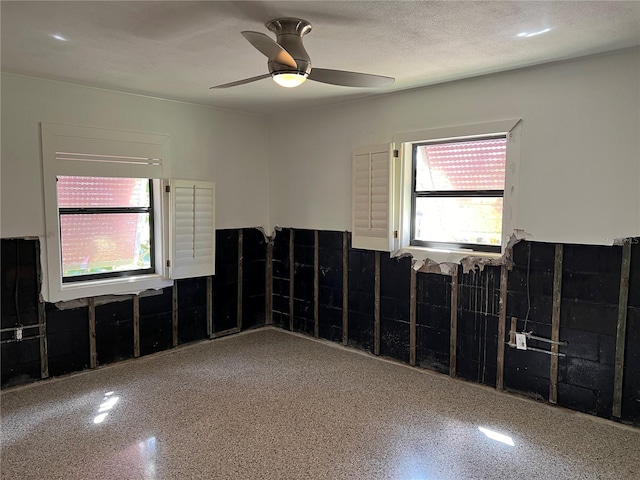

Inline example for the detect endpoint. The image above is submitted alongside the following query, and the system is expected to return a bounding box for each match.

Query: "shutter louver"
[352,144,395,251]
[168,180,215,279]
[44,123,167,179]
[55,152,161,166]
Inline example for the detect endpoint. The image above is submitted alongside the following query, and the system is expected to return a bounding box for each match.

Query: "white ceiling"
[2,1,639,115]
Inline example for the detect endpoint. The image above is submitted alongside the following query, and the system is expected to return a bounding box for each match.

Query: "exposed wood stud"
[38,301,49,379]
[35,240,49,379]
[613,239,632,418]
[342,232,349,346]
[265,239,273,326]
[374,251,381,356]
[496,265,509,390]
[133,295,140,358]
[410,267,417,367]
[549,244,563,404]
[238,230,244,331]
[172,283,178,348]
[88,297,97,368]
[206,276,213,338]
[289,229,295,331]
[314,230,320,338]
[449,268,459,378]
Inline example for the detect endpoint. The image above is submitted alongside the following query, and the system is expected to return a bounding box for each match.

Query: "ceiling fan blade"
[210,74,271,89]
[241,31,297,69]
[308,68,395,88]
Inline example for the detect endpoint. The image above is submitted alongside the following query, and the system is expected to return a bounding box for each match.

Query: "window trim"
[392,119,521,263]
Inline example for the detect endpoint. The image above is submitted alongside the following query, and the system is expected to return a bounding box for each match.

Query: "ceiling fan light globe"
[272,72,308,88]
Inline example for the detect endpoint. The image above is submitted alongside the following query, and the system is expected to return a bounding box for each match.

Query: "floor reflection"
[93,436,158,480]
[478,426,515,446]
[137,436,157,480]
[92,391,119,424]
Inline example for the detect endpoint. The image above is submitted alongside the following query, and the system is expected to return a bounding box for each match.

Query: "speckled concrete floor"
[1,328,639,480]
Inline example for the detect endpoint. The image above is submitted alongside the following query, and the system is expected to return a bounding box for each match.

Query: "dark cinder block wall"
[1,230,638,427]
[318,231,344,343]
[272,229,640,427]
[1,228,267,387]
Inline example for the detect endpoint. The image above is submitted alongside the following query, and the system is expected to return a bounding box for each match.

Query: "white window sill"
[50,273,173,303]
[394,246,504,275]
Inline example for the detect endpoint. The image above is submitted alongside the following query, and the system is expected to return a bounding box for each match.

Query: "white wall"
[267,49,640,245]
[3,49,639,249]
[1,74,270,239]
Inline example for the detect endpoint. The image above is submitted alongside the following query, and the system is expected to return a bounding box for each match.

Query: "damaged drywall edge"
[268,225,350,243]
[613,236,640,246]
[392,249,460,276]
[459,255,505,274]
[260,224,284,244]
[54,288,164,310]
[391,229,533,276]
[268,225,284,241]
[254,225,272,243]
[417,258,459,276]
[506,228,533,247]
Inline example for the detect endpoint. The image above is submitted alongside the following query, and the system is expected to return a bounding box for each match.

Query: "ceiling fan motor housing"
[210,16,394,89]
[266,18,312,76]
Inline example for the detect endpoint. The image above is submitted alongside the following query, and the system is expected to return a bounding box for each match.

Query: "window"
[411,136,507,253]
[58,176,155,282]
[41,123,216,302]
[352,120,520,261]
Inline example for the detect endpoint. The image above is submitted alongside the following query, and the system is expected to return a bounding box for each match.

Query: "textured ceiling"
[2,1,639,115]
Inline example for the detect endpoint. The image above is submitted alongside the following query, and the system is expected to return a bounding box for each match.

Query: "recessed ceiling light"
[517,28,551,38]
[51,34,67,42]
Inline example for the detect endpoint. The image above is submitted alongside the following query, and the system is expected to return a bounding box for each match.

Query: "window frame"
[58,177,157,283]
[392,119,521,262]
[410,135,507,253]
[41,123,173,302]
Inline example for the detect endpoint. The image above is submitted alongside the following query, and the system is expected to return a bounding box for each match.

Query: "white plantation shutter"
[352,144,396,251]
[42,123,167,179]
[167,180,215,279]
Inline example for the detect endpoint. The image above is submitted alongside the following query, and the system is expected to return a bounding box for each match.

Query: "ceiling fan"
[210,18,395,89]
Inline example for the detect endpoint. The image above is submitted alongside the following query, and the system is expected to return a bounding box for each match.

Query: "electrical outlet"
[515,333,527,350]
[16,328,23,341]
